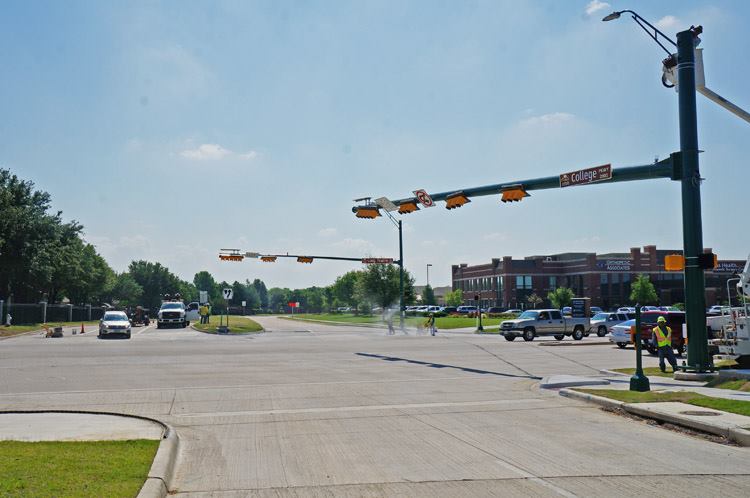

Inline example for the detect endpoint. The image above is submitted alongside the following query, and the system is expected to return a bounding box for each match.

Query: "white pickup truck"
[500,309,590,342]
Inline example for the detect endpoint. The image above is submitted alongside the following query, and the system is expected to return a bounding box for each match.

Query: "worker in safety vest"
[652,316,678,373]
[199,304,208,324]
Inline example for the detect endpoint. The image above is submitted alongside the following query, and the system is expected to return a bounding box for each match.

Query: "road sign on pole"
[559,164,612,188]
[374,197,399,212]
[413,189,435,208]
[222,288,233,300]
[199,290,208,304]
[361,258,394,264]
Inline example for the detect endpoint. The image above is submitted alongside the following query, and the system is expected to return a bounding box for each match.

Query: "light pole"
[426,263,432,287]
[604,11,711,373]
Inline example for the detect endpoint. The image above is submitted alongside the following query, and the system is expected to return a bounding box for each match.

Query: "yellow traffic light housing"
[664,254,685,271]
[501,186,529,203]
[297,256,314,264]
[260,256,277,263]
[398,201,419,214]
[219,254,244,261]
[445,192,471,210]
[355,206,381,219]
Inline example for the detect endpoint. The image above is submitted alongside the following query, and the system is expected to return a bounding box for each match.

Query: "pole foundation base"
[629,374,651,392]
[674,371,717,382]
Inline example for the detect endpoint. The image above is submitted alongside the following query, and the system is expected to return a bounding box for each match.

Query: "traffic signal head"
[501,186,529,203]
[355,206,381,219]
[219,254,244,261]
[445,192,471,210]
[664,254,685,271]
[260,256,277,263]
[297,256,314,264]
[697,252,718,270]
[398,201,420,214]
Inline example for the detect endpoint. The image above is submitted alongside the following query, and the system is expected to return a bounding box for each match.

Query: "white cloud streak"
[179,144,259,161]
[585,0,610,16]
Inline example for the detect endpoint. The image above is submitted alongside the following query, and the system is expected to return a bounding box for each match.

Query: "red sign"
[559,164,612,188]
[287,301,298,308]
[361,258,394,264]
[413,189,435,208]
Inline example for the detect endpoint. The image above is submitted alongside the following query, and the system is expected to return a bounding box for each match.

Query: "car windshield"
[592,313,608,320]
[618,319,636,328]
[161,303,183,309]
[518,311,539,319]
[103,313,128,321]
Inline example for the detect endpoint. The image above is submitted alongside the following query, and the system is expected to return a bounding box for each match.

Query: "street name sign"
[222,288,233,300]
[559,164,612,188]
[361,258,394,264]
[374,197,399,212]
[413,189,435,208]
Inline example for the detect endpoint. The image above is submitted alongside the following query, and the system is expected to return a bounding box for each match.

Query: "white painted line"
[136,324,155,335]
[495,459,578,497]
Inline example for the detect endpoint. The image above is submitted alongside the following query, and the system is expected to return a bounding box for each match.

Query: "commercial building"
[451,245,744,310]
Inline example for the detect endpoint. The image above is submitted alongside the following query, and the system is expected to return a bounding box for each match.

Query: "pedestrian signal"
[664,254,685,271]
[260,256,277,262]
[445,192,470,210]
[355,206,381,219]
[501,186,529,203]
[297,256,314,264]
[398,201,419,214]
[219,254,244,261]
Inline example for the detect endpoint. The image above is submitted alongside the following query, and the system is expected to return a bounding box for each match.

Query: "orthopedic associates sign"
[597,260,633,271]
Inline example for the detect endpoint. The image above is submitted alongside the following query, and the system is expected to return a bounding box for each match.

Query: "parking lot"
[2,317,748,497]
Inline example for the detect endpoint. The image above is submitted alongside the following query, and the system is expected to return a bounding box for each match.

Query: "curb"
[599,369,630,376]
[138,423,180,498]
[0,410,179,497]
[558,390,750,446]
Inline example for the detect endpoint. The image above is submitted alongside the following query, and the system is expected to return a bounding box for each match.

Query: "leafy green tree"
[630,274,658,305]
[422,284,436,305]
[526,293,543,309]
[547,287,574,309]
[108,273,143,307]
[193,271,218,302]
[304,287,326,313]
[242,284,260,311]
[359,264,414,310]
[445,289,463,307]
[332,270,363,309]
[268,288,290,312]
[252,279,268,309]
[128,260,186,310]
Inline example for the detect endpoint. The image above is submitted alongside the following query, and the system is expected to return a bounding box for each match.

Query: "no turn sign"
[413,189,435,208]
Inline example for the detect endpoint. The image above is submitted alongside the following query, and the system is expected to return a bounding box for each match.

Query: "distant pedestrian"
[425,313,437,336]
[385,310,395,335]
[5,313,11,326]
[652,316,678,373]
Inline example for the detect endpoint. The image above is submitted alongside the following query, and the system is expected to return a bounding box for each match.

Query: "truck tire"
[616,342,627,349]
[597,326,607,337]
[523,327,535,342]
[504,334,516,341]
[182,321,188,328]
[126,331,131,339]
[572,327,584,341]
[554,334,565,341]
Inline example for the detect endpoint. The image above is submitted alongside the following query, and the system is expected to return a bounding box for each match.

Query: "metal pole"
[0,300,4,326]
[476,294,484,331]
[427,264,431,286]
[398,220,405,332]
[41,302,47,324]
[630,304,650,391]
[677,28,710,372]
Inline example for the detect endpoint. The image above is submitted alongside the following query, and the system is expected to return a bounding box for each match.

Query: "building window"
[612,273,620,284]
[600,274,608,284]
[549,276,557,289]
[516,275,532,289]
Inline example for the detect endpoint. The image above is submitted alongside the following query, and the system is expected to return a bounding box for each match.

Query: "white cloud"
[331,238,378,253]
[585,0,610,16]
[655,15,681,31]
[318,228,338,238]
[238,150,259,160]
[518,112,576,128]
[180,143,232,160]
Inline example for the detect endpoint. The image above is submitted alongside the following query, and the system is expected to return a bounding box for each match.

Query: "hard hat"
[657,316,667,323]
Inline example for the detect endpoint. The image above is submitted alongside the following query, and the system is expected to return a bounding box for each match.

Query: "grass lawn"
[288,313,504,329]
[0,321,101,339]
[705,378,750,391]
[612,367,675,378]
[575,388,750,417]
[0,439,158,498]
[193,316,263,334]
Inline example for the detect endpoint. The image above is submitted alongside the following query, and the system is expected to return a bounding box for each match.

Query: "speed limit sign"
[413,189,435,208]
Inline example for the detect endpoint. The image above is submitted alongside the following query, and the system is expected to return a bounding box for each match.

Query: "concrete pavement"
[1,315,748,497]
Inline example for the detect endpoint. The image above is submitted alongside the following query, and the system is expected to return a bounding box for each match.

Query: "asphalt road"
[1,316,748,497]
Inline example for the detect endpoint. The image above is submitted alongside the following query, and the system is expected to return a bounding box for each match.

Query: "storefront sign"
[713,262,745,273]
[596,259,633,271]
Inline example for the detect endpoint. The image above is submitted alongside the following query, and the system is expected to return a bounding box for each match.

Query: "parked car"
[486,307,505,314]
[99,311,132,339]
[505,308,523,314]
[589,312,631,337]
[441,306,458,314]
[707,305,729,315]
[562,306,572,315]
[500,309,589,341]
[456,306,478,314]
[617,307,636,313]
[608,311,685,355]
[590,306,603,315]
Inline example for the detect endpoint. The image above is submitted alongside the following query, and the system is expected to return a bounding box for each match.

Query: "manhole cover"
[679,410,721,417]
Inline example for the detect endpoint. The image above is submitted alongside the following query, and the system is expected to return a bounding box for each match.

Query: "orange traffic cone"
[80,323,85,334]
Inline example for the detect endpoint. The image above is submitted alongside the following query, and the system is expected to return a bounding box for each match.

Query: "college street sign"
[361,258,394,264]
[560,164,612,188]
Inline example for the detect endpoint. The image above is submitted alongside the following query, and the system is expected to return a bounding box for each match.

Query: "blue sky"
[2,0,748,289]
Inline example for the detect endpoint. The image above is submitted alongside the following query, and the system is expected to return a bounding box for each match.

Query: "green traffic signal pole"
[676,28,710,372]
[630,304,650,391]
[398,219,404,332]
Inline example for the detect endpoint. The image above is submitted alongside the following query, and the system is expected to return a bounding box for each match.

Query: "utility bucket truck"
[710,254,750,367]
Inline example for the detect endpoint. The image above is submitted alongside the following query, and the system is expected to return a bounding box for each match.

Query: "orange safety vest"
[652,325,672,348]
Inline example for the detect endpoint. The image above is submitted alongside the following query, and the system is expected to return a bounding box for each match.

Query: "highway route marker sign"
[413,189,435,208]
[559,164,612,188]
[223,288,233,300]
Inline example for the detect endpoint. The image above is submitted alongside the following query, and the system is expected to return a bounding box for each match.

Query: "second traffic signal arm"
[353,157,675,214]
[254,254,398,264]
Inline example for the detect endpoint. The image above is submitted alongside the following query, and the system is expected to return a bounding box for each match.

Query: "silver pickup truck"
[500,309,590,342]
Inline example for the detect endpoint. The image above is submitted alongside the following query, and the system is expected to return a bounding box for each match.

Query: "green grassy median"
[192,316,263,334]
[0,439,158,498]
[288,313,504,329]
[0,321,101,339]
[575,388,750,417]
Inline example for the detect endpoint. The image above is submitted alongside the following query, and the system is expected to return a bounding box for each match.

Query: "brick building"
[451,245,745,310]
